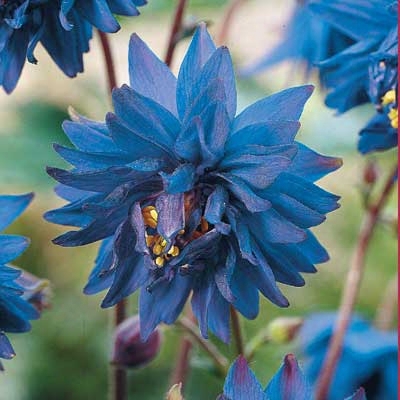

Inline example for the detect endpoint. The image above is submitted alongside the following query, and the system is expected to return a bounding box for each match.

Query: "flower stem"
[169,311,196,390]
[315,165,397,400]
[374,273,398,331]
[216,0,248,46]
[98,29,126,400]
[177,316,229,375]
[230,306,244,355]
[164,0,188,67]
[98,30,118,95]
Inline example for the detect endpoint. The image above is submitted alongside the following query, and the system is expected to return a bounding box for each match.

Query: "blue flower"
[241,3,354,83]
[0,193,39,370]
[219,354,366,400]
[299,312,398,400]
[45,24,341,342]
[308,0,398,152]
[0,0,146,93]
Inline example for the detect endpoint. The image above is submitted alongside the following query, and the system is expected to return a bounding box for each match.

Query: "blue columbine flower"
[240,2,354,83]
[45,24,341,342]
[0,0,146,93]
[0,193,39,370]
[299,312,398,400]
[219,354,366,400]
[308,0,398,152]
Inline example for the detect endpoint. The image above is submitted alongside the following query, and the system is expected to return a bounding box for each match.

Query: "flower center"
[141,192,212,268]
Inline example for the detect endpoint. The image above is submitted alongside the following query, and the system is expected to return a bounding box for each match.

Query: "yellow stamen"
[178,229,185,235]
[150,209,158,221]
[381,89,396,105]
[160,238,167,247]
[155,257,165,267]
[153,244,163,256]
[388,108,398,128]
[167,246,180,257]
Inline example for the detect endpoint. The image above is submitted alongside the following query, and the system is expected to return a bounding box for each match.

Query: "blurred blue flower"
[299,312,398,400]
[219,354,366,400]
[0,0,146,93]
[0,193,39,370]
[241,2,354,83]
[46,24,341,342]
[308,0,398,153]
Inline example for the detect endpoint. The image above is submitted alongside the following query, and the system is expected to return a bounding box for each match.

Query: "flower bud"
[16,270,51,313]
[267,317,303,344]
[363,161,379,185]
[166,383,184,400]
[111,315,161,368]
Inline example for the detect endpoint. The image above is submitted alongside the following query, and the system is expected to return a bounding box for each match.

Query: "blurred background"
[0,0,397,399]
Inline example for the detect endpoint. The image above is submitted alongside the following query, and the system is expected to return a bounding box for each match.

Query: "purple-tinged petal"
[265,354,311,400]
[155,193,185,241]
[223,356,267,400]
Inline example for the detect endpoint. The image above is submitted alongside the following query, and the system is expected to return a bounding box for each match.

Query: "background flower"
[46,24,341,343]
[299,312,398,400]
[240,2,354,83]
[0,0,146,93]
[0,193,39,370]
[308,0,398,153]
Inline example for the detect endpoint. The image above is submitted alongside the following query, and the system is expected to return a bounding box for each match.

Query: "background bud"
[16,270,51,313]
[111,315,161,368]
[166,383,184,400]
[363,160,379,185]
[267,317,303,344]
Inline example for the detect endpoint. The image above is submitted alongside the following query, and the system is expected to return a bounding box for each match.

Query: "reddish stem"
[164,0,188,67]
[98,31,118,95]
[230,306,244,355]
[216,0,248,46]
[315,165,397,400]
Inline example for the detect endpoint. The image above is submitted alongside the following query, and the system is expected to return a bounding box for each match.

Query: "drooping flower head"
[0,193,39,370]
[308,0,398,153]
[219,354,366,400]
[46,24,341,342]
[0,0,146,93]
[299,312,398,400]
[241,1,355,83]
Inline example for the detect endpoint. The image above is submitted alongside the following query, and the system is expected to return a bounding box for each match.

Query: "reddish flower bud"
[111,315,161,368]
[363,161,379,185]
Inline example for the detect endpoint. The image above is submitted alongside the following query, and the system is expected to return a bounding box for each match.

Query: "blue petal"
[177,23,216,120]
[128,34,178,116]
[0,235,30,264]
[232,85,314,132]
[160,164,196,194]
[139,273,193,340]
[0,193,33,231]
[265,354,312,400]
[155,193,185,241]
[223,356,267,400]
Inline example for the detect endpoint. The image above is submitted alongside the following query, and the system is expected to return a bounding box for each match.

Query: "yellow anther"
[200,218,209,233]
[153,244,163,256]
[145,235,155,247]
[178,229,185,235]
[150,209,158,221]
[382,89,396,105]
[155,257,165,267]
[167,246,180,257]
[388,108,398,128]
[160,238,167,247]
